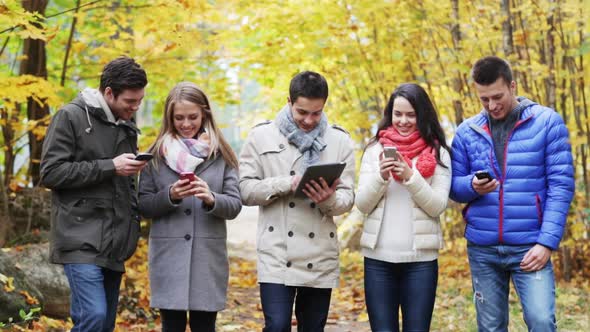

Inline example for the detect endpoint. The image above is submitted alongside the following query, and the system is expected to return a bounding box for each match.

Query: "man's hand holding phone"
[472,170,499,195]
[113,153,148,176]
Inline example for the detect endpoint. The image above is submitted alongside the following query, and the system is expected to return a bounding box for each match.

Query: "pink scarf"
[161,133,210,174]
[377,126,437,181]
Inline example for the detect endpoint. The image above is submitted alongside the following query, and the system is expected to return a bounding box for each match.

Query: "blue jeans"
[467,243,556,332]
[63,264,123,332]
[364,257,438,332]
[259,282,332,332]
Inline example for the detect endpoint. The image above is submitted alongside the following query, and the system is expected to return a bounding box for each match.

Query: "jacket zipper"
[494,114,534,243]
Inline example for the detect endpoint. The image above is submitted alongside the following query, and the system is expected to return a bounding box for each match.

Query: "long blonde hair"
[148,82,239,169]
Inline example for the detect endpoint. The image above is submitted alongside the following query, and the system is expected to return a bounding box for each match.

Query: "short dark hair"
[289,71,328,103]
[99,56,147,98]
[471,56,513,86]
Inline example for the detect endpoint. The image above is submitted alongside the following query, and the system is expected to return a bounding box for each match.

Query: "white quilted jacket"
[356,142,451,251]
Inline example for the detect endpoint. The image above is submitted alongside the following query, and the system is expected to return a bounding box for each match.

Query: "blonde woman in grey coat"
[139,82,242,332]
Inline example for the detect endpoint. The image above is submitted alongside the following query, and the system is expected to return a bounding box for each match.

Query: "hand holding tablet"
[294,162,346,198]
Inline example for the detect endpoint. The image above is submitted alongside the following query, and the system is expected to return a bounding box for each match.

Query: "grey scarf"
[275,104,328,172]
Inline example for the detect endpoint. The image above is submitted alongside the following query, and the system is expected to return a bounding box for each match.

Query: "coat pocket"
[121,218,140,261]
[55,198,109,252]
[535,194,543,225]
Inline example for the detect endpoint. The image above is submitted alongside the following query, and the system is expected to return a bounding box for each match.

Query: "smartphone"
[135,152,153,161]
[383,147,399,160]
[179,172,196,182]
[474,171,494,182]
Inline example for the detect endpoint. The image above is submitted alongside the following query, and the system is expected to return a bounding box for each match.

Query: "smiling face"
[475,77,519,120]
[173,100,204,139]
[391,97,417,136]
[104,87,145,121]
[289,96,325,132]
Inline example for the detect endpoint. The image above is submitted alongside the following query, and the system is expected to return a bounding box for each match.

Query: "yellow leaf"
[3,277,15,292]
[19,290,39,305]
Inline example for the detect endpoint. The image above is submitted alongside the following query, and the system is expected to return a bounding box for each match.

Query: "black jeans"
[259,282,332,332]
[160,309,217,332]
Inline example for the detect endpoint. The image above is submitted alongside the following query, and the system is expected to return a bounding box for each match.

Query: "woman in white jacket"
[356,83,451,332]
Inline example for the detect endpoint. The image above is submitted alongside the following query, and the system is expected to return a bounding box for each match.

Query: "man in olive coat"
[40,57,148,332]
[239,71,355,331]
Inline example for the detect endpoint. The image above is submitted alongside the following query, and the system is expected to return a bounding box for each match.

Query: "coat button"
[184,234,191,241]
[135,215,141,222]
[289,202,295,208]
[330,232,335,238]
[184,209,191,215]
[279,144,285,149]
[286,261,292,267]
[309,232,315,238]
[130,184,136,190]
[310,202,316,208]
[307,263,313,269]
[268,226,274,232]
[288,231,294,237]
[290,170,296,176]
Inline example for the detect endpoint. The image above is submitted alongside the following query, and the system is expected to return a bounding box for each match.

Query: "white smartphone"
[383,147,399,160]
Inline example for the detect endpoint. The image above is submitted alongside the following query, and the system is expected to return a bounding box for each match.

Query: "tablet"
[294,162,346,198]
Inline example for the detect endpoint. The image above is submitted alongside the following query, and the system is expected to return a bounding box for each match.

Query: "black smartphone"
[135,152,153,161]
[383,147,399,160]
[474,171,493,182]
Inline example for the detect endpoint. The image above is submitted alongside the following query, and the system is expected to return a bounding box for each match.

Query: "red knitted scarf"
[377,126,437,180]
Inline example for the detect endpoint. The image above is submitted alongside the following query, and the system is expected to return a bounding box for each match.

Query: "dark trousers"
[259,282,332,332]
[364,257,438,332]
[160,309,217,332]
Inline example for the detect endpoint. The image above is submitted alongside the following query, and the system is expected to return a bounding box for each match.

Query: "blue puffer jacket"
[450,98,574,250]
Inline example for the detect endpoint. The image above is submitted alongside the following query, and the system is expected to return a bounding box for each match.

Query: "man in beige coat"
[239,71,355,332]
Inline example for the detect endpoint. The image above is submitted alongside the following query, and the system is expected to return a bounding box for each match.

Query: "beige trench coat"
[239,120,355,288]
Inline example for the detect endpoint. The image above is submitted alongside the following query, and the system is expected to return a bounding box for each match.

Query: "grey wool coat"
[138,154,242,311]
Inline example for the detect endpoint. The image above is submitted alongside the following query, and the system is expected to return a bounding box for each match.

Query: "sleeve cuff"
[167,185,182,205]
[265,176,293,201]
[98,159,116,177]
[203,192,216,212]
[317,192,337,211]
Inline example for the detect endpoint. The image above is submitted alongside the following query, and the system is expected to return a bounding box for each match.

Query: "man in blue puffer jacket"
[450,56,574,332]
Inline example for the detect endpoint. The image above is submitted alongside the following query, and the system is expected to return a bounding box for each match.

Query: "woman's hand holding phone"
[380,147,412,181]
[192,176,215,206]
[379,151,397,180]
[170,172,214,206]
[169,176,196,201]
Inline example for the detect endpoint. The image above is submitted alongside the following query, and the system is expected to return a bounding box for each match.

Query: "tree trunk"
[0,170,12,247]
[450,0,464,125]
[500,0,514,56]
[544,0,557,109]
[19,0,50,186]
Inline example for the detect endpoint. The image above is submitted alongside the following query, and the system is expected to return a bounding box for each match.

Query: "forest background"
[0,0,589,331]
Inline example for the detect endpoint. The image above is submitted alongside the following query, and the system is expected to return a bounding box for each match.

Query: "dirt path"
[226,206,371,331]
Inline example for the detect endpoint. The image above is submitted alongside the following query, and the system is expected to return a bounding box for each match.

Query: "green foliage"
[19,307,41,321]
